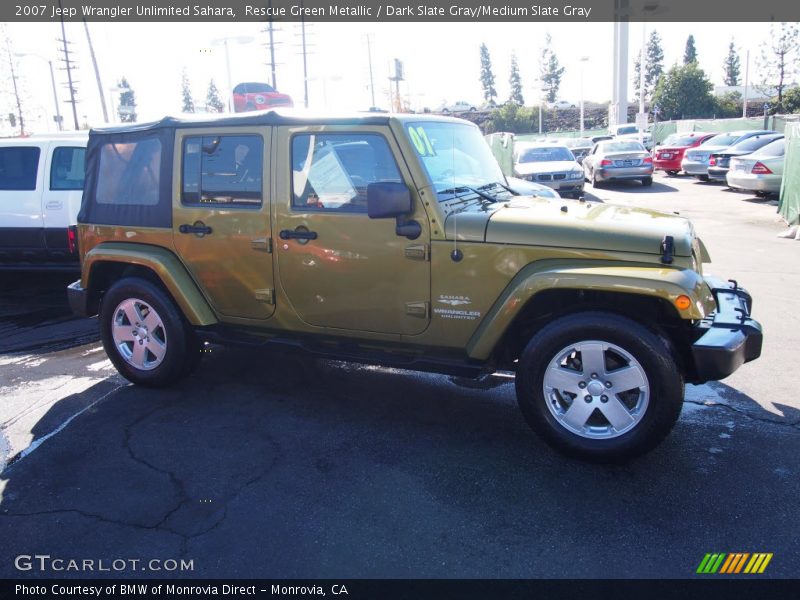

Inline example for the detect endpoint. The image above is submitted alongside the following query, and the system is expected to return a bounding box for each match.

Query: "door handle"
[279,229,318,241]
[179,223,213,236]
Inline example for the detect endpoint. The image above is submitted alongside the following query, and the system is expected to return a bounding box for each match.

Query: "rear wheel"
[667,170,680,176]
[698,175,709,182]
[591,169,603,187]
[515,312,683,462]
[100,277,202,387]
[642,176,653,186]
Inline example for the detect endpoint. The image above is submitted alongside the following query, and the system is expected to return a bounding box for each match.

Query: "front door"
[275,127,430,336]
[173,128,275,321]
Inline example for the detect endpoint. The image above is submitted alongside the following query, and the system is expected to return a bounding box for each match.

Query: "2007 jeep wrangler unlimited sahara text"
[67,111,762,461]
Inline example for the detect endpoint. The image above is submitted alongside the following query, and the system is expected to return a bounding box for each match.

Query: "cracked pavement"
[1,174,798,578]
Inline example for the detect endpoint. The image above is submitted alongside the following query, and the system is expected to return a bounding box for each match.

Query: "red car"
[653,132,716,175]
[233,82,293,112]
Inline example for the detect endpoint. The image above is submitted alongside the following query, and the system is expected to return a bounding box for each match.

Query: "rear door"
[42,142,86,257]
[0,143,44,259]
[173,127,275,321]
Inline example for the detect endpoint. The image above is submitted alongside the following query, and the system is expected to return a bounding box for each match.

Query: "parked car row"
[657,129,785,196]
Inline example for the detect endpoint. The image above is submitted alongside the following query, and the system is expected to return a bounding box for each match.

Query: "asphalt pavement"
[1,173,798,579]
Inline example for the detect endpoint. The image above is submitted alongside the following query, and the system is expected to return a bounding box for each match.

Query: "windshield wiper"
[439,185,497,205]
[479,181,519,196]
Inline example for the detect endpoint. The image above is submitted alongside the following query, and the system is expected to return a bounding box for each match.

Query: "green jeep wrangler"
[68,112,762,461]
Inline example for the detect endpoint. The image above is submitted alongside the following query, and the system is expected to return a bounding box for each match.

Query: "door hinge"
[251,237,272,253]
[254,288,275,304]
[405,301,429,318]
[405,244,429,261]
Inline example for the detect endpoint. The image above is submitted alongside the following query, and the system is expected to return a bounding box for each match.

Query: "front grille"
[537,174,552,181]
[553,173,566,180]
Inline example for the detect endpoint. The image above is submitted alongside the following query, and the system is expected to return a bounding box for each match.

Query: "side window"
[0,147,40,191]
[96,138,161,205]
[50,146,86,190]
[182,135,263,207]
[291,133,402,212]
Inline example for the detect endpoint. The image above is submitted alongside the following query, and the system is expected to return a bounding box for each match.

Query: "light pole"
[639,22,646,145]
[211,35,255,112]
[16,52,62,131]
[579,56,589,136]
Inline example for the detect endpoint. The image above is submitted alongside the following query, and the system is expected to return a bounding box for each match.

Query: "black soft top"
[90,109,392,136]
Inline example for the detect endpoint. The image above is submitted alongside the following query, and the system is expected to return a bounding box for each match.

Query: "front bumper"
[67,280,92,317]
[690,277,763,383]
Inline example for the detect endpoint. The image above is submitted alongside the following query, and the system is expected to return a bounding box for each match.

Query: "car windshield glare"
[602,141,645,153]
[664,135,702,147]
[406,122,504,194]
[703,134,739,147]
[517,146,575,163]
[615,126,638,135]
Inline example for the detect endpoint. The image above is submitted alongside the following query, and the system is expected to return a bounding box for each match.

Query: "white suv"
[0,133,88,269]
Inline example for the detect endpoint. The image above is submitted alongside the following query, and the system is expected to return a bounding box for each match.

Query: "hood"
[514,160,581,176]
[444,197,694,257]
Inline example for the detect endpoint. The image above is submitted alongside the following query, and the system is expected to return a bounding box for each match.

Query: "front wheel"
[100,277,202,387]
[515,312,683,462]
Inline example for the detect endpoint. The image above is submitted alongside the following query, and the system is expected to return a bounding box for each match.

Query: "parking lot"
[1,172,798,579]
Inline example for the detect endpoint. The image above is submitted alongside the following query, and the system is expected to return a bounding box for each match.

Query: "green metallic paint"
[81,240,217,326]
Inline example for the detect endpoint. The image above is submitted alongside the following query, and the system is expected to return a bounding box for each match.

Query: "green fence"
[779,122,800,226]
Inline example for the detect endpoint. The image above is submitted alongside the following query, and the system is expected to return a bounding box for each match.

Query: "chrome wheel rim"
[111,298,167,371]
[542,340,649,439]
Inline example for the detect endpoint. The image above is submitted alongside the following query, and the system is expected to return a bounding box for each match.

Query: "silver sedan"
[727,138,785,196]
[583,140,654,187]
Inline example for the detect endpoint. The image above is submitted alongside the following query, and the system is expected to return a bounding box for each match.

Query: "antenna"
[450,135,463,262]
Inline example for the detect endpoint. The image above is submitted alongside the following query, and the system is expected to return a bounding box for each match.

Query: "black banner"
[3,579,800,600]
[3,0,800,23]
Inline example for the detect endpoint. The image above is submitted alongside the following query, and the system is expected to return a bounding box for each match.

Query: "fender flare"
[466,260,712,361]
[82,242,218,326]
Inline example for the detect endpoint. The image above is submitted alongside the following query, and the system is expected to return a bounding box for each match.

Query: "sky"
[0,20,787,135]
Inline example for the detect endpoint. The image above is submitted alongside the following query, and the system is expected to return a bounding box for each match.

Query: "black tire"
[591,169,603,188]
[642,176,653,186]
[698,175,709,182]
[100,277,202,387]
[515,312,683,462]
[667,170,679,176]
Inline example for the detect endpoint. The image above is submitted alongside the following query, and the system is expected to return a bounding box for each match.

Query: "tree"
[206,79,225,113]
[715,91,742,118]
[539,33,564,103]
[723,40,741,86]
[508,52,524,105]
[757,22,799,113]
[651,62,716,120]
[683,35,698,64]
[180,69,195,113]
[632,30,665,102]
[117,77,137,123]
[479,43,497,103]
[783,86,800,113]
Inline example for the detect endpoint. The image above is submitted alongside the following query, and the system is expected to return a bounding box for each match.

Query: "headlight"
[569,170,582,179]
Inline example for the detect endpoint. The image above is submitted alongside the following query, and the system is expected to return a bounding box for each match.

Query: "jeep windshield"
[405,121,505,199]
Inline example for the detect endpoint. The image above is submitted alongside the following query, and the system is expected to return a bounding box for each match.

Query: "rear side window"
[182,135,263,207]
[730,136,781,153]
[96,138,161,206]
[50,146,86,190]
[0,147,40,191]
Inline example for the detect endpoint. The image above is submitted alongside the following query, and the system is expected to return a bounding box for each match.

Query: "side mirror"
[367,182,412,219]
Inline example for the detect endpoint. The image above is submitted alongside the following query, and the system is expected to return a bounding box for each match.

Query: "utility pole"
[742,49,750,118]
[389,59,403,112]
[5,39,25,135]
[366,34,376,109]
[83,20,108,123]
[58,0,80,130]
[263,0,279,89]
[300,7,309,108]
